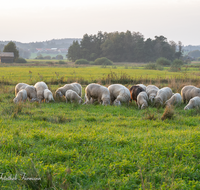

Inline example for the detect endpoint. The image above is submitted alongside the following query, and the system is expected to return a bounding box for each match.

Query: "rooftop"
[0,52,14,57]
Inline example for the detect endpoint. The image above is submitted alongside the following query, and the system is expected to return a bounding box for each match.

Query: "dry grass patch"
[161,105,174,121]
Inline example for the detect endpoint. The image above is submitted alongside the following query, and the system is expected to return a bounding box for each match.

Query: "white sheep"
[181,85,200,103]
[65,90,83,104]
[55,82,82,98]
[136,84,146,91]
[24,85,37,101]
[137,91,148,109]
[13,89,27,103]
[184,96,200,110]
[83,83,110,105]
[44,89,55,103]
[108,84,131,106]
[165,93,182,107]
[15,83,29,96]
[34,81,48,103]
[146,85,159,103]
[154,87,173,107]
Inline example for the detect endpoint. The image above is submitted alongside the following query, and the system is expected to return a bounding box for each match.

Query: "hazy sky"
[1,0,200,45]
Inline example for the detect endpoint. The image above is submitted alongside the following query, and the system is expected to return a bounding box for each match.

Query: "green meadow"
[0,65,200,189]
[0,66,200,85]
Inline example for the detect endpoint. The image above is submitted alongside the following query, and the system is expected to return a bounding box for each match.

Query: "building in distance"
[0,52,14,63]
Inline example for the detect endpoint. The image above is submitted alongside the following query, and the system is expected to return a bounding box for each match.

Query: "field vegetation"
[0,63,200,189]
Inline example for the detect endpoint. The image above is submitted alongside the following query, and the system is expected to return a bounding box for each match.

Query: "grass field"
[0,65,200,86]
[0,65,200,189]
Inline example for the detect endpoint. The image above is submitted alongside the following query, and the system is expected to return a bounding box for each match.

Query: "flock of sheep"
[13,81,200,110]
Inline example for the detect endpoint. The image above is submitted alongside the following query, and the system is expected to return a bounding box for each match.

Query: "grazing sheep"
[13,89,27,103]
[137,91,148,109]
[184,96,200,110]
[34,81,48,103]
[15,83,29,96]
[165,93,182,107]
[146,85,159,103]
[136,84,146,91]
[44,89,55,103]
[154,87,173,107]
[129,85,145,102]
[108,84,131,106]
[65,90,83,104]
[55,82,82,98]
[181,85,200,103]
[24,85,37,101]
[84,83,110,105]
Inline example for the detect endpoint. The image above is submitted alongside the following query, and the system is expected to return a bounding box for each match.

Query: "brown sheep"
[129,85,145,102]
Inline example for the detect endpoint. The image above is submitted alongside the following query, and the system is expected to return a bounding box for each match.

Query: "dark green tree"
[174,41,183,59]
[144,38,155,62]
[80,34,94,60]
[132,32,145,62]
[67,31,181,63]
[3,41,19,61]
[67,41,81,61]
[152,36,176,61]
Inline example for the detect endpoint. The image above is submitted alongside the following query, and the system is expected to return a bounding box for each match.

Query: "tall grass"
[1,67,200,91]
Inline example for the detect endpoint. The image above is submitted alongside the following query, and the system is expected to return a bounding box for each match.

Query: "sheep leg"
[83,97,89,105]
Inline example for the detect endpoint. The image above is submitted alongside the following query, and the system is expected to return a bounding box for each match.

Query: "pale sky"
[1,0,200,45]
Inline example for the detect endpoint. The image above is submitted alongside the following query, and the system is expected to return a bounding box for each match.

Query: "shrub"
[46,61,54,65]
[156,57,171,66]
[36,54,44,59]
[156,65,164,70]
[169,66,181,72]
[44,55,51,59]
[56,55,63,60]
[75,59,89,65]
[172,59,184,66]
[58,60,67,64]
[145,62,164,70]
[94,57,113,65]
[144,63,157,70]
[169,59,184,72]
[15,57,27,63]
[89,61,95,65]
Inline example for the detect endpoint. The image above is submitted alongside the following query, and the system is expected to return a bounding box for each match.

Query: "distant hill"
[183,45,200,53]
[0,38,81,58]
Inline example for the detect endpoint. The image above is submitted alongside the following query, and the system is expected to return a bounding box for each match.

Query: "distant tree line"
[35,54,63,60]
[0,38,81,59]
[67,31,183,62]
[188,50,200,60]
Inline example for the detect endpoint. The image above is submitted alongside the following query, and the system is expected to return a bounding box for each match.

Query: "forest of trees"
[67,31,183,63]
